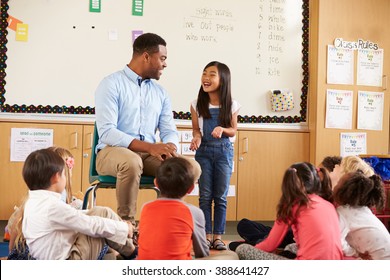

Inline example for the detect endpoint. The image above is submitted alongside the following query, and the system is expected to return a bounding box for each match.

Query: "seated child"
[48,146,83,209]
[318,155,342,188]
[20,147,137,260]
[334,171,390,260]
[236,162,343,260]
[339,155,375,178]
[7,146,83,255]
[229,157,336,256]
[137,157,237,260]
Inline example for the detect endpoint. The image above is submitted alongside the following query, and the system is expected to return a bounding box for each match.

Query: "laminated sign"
[270,90,294,112]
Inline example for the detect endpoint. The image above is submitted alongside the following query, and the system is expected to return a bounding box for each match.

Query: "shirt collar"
[124,65,150,86]
[29,189,62,199]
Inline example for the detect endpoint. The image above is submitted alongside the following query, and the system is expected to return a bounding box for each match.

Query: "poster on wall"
[325,89,353,129]
[357,49,384,87]
[10,128,54,162]
[327,45,354,85]
[357,91,384,131]
[340,132,367,157]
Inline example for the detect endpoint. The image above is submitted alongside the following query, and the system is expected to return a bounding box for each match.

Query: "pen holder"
[270,90,294,112]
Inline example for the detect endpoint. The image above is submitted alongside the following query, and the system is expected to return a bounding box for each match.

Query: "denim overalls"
[195,107,234,235]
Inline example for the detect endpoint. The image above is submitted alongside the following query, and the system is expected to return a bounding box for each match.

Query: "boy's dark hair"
[196,61,233,128]
[156,157,196,199]
[22,148,65,191]
[133,33,166,55]
[334,171,385,209]
[321,156,342,172]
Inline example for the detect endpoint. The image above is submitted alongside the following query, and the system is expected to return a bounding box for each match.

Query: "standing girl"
[190,61,241,250]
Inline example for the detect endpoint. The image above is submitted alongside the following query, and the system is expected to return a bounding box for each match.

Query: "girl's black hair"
[196,61,233,128]
[277,162,332,224]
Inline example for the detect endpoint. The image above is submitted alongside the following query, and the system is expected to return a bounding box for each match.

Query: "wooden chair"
[82,125,160,210]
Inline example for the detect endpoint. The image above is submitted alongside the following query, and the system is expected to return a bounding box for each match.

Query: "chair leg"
[152,186,161,197]
[139,185,161,198]
[82,185,98,210]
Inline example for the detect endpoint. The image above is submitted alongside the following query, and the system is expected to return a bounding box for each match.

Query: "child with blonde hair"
[340,155,375,177]
[47,146,82,208]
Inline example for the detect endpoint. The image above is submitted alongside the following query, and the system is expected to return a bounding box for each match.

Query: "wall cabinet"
[0,122,88,219]
[236,130,310,220]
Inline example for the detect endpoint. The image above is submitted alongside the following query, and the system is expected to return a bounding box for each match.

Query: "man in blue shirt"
[94,33,179,223]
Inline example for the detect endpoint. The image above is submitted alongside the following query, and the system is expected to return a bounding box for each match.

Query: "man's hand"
[149,143,178,161]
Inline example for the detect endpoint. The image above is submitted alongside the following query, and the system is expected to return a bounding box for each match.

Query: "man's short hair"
[133,33,166,55]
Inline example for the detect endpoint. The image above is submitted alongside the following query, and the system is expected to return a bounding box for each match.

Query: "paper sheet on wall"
[325,89,353,129]
[340,132,367,157]
[357,49,384,87]
[10,128,54,162]
[357,91,384,131]
[327,45,354,85]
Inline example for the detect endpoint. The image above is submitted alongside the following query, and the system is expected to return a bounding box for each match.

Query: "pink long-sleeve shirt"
[256,194,343,260]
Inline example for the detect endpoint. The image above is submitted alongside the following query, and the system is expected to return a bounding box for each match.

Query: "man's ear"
[187,184,195,194]
[143,51,150,62]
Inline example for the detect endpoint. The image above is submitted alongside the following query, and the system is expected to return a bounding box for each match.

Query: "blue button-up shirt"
[95,66,179,151]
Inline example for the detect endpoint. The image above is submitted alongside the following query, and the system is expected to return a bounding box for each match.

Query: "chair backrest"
[89,124,100,184]
[90,123,155,186]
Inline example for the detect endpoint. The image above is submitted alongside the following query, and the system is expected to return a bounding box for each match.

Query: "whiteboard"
[1,0,308,123]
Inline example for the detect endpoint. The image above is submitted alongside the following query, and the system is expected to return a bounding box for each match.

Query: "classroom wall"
[309,0,390,163]
[3,0,306,121]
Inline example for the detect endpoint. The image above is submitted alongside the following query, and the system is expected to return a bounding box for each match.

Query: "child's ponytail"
[277,165,309,224]
[367,174,385,210]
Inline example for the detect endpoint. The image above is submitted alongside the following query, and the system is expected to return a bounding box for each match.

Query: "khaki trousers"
[96,147,162,219]
[68,206,135,260]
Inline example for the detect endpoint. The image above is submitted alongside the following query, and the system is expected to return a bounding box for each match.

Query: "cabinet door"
[0,122,83,220]
[236,130,309,220]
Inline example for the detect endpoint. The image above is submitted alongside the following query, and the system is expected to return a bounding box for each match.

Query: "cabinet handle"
[243,137,249,154]
[70,132,78,149]
[85,132,93,150]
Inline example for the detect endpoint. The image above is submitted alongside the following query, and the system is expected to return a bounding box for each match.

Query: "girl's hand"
[190,137,201,151]
[211,126,224,138]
